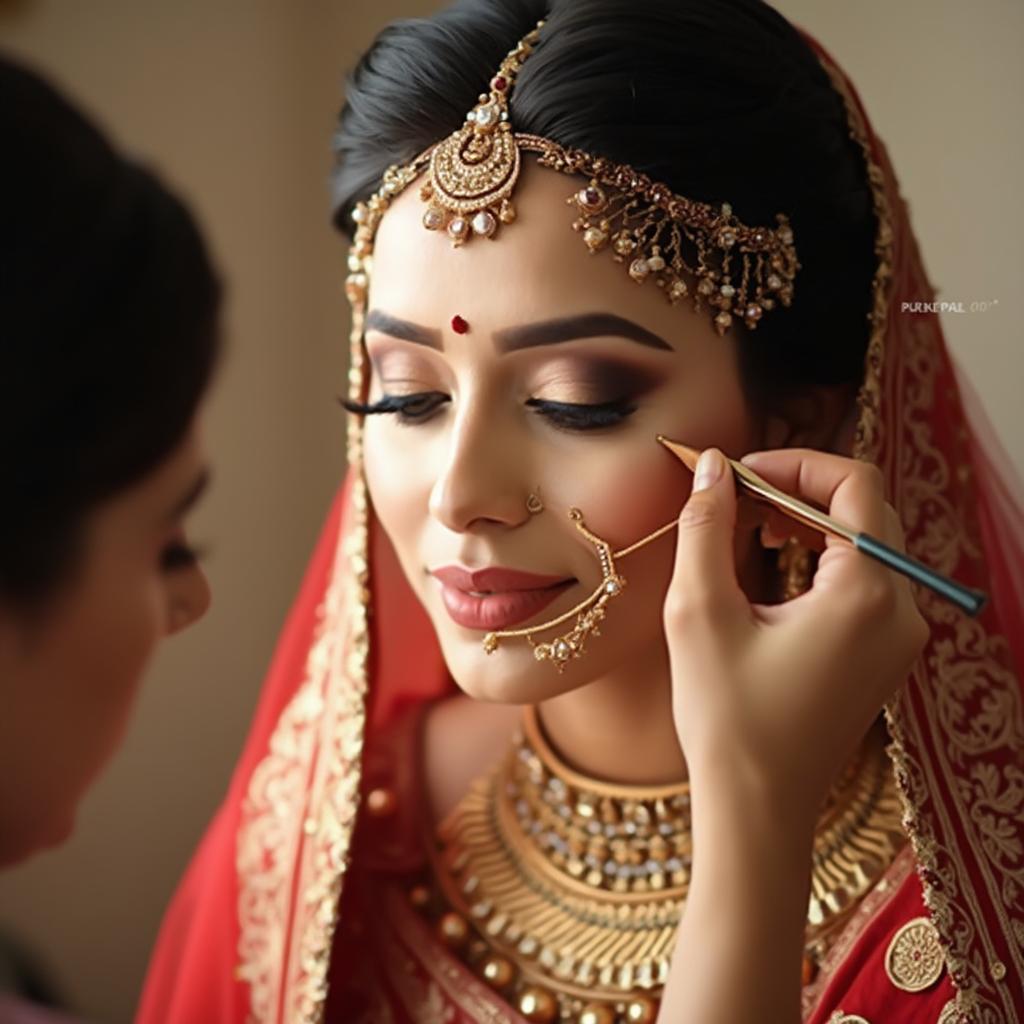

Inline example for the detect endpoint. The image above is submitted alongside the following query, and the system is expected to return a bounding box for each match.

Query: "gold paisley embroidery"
[817,46,1023,1024]
[284,470,372,1023]
[236,420,373,1021]
[236,526,349,1023]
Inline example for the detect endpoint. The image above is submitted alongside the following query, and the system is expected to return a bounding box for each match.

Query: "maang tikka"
[414,20,799,335]
[346,22,800,340]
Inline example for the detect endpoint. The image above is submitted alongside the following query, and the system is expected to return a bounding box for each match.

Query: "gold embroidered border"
[235,503,351,1022]
[816,43,1023,1024]
[801,841,915,1019]
[236,293,374,1022]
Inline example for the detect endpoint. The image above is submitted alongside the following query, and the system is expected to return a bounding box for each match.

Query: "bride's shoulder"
[421,694,521,828]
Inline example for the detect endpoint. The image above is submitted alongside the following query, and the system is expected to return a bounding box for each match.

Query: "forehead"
[367,157,720,355]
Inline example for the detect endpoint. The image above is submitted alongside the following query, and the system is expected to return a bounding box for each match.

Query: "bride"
[139,2,1024,1022]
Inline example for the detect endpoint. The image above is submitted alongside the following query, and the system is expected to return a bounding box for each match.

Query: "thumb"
[670,447,745,614]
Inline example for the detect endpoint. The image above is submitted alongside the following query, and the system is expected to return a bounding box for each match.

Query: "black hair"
[0,54,222,603]
[330,0,877,413]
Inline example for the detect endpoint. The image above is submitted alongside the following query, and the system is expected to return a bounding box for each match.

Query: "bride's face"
[363,159,767,704]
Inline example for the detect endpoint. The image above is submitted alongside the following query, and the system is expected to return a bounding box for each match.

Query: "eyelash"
[339,392,638,432]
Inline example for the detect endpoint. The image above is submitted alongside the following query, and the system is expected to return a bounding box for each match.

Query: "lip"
[431,565,573,592]
[429,565,576,631]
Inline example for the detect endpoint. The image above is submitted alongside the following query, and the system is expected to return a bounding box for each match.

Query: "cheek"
[51,571,164,784]
[0,569,164,861]
[363,423,430,567]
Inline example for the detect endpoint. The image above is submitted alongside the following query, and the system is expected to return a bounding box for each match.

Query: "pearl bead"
[365,787,396,817]
[472,211,497,237]
[437,911,469,949]
[624,996,658,1022]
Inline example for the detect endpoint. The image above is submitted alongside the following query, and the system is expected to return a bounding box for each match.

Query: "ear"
[758,382,859,454]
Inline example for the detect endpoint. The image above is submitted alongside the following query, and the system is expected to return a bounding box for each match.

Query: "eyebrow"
[170,468,211,521]
[364,309,674,353]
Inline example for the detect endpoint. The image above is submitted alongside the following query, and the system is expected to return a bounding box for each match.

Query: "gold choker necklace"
[410,706,906,1024]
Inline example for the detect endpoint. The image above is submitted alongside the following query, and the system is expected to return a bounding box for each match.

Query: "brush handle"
[853,533,988,617]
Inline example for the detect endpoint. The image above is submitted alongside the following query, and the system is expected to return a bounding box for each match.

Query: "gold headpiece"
[347,20,800,336]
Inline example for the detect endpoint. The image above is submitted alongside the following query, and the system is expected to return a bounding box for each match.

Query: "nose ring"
[526,490,544,514]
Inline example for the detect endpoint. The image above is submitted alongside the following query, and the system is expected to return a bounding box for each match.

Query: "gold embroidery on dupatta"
[816,47,1024,1024]
[236,299,374,1022]
[235,518,349,1022]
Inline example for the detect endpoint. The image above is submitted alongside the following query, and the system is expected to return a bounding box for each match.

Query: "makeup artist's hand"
[663,446,929,821]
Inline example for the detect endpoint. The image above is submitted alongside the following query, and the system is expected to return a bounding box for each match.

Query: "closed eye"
[339,392,638,432]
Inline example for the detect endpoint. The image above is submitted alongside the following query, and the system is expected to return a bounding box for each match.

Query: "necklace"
[407,706,906,1023]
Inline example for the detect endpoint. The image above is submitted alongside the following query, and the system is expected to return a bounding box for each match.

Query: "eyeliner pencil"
[656,435,988,617]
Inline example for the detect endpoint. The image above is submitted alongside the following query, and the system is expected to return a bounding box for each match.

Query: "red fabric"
[137,25,1024,1024]
[136,480,353,1024]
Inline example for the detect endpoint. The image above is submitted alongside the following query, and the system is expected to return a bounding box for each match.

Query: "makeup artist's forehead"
[367,159,706,354]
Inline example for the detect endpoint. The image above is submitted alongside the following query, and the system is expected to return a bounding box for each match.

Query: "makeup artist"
[0,52,219,1014]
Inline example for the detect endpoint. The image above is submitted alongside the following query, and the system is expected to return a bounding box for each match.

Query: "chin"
[439,631,599,705]
[0,810,75,867]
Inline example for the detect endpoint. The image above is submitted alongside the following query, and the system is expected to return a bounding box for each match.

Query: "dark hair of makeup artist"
[329,0,877,413]
[0,55,222,604]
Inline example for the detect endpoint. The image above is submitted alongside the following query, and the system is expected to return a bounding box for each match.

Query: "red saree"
[136,28,1024,1024]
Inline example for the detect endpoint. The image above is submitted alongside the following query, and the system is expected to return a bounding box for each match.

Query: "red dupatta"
[136,27,1024,1024]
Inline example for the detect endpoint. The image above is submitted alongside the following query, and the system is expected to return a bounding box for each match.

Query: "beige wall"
[0,2,1020,1022]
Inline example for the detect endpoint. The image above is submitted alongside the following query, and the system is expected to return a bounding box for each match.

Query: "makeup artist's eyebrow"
[170,468,211,521]
[493,313,674,353]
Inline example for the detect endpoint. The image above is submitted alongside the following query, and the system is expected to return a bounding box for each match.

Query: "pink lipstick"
[430,565,575,630]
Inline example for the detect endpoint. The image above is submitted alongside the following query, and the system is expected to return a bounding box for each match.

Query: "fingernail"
[693,448,723,492]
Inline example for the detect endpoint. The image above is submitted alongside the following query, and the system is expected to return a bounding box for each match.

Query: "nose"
[428,405,533,533]
[164,563,212,636]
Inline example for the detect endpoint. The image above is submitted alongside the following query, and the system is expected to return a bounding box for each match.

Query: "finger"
[667,447,747,618]
[739,448,887,539]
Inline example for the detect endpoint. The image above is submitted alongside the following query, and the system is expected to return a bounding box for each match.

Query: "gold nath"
[481,506,677,673]
[346,20,800,338]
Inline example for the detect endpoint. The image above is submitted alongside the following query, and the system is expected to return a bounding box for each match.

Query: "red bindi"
[451,315,469,334]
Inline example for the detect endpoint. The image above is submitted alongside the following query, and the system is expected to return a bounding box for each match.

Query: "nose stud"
[526,490,544,514]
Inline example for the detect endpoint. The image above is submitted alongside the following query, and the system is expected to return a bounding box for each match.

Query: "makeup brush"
[656,435,988,617]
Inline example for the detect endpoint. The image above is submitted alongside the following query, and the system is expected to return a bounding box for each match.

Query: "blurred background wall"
[0,1,1020,1020]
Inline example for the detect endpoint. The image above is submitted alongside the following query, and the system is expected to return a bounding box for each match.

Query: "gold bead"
[407,884,431,909]
[518,985,558,1022]
[579,1004,616,1024]
[365,787,396,817]
[624,996,658,1023]
[437,911,469,949]
[466,938,489,964]
[480,954,515,989]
